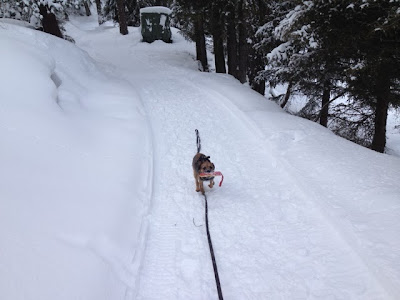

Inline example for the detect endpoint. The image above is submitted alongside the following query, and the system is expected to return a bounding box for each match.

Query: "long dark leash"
[195,129,201,153]
[195,129,224,300]
[204,192,224,300]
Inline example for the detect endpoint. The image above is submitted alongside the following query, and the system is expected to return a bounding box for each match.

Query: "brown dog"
[192,153,215,194]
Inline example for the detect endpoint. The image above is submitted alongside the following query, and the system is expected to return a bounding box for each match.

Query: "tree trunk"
[95,0,104,25]
[371,64,390,153]
[211,2,226,73]
[371,97,389,153]
[320,80,330,127]
[226,3,238,78]
[194,13,208,72]
[116,0,128,35]
[247,0,266,95]
[212,34,226,73]
[237,0,248,83]
[83,1,91,16]
[248,50,265,95]
[39,4,63,38]
[281,81,293,108]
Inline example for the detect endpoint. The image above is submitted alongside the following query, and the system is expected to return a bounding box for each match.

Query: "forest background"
[1,0,399,153]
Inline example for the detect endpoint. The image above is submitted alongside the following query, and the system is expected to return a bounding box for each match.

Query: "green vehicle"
[140,6,172,43]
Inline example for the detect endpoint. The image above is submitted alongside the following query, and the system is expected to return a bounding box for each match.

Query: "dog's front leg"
[209,179,214,189]
[194,171,201,192]
[199,180,205,194]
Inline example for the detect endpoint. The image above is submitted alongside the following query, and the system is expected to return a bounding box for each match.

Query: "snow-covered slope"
[1,14,400,300]
[0,21,151,299]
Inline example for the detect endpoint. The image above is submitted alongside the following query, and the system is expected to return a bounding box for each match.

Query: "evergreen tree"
[94,0,105,25]
[260,0,399,152]
[236,0,248,83]
[247,0,268,95]
[344,0,400,152]
[210,0,226,73]
[103,0,171,27]
[39,3,63,38]
[226,0,239,78]
[0,0,95,35]
[173,0,210,71]
[263,1,347,127]
[255,0,298,99]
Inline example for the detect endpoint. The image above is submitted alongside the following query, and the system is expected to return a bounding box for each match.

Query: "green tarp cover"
[140,6,172,43]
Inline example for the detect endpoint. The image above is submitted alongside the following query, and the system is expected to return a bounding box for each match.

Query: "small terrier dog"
[192,153,215,194]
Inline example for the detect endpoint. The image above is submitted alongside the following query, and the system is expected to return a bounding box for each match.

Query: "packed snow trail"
[66,21,399,299]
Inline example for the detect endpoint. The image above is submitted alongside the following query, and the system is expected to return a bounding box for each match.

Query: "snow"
[140,6,172,15]
[160,14,167,28]
[274,3,313,41]
[0,19,151,299]
[267,41,292,61]
[1,12,400,300]
[0,18,35,29]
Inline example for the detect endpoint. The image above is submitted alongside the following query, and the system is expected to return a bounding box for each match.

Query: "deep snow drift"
[0,21,151,299]
[1,15,400,300]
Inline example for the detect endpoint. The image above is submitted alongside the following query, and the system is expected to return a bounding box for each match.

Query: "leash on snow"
[203,192,224,300]
[196,129,201,153]
[195,129,224,300]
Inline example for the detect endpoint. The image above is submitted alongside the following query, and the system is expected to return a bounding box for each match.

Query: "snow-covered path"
[64,21,400,300]
[132,76,388,299]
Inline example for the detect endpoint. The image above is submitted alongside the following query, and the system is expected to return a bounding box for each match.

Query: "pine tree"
[174,0,210,71]
[39,3,63,38]
[260,0,400,152]
[0,0,96,34]
[226,0,239,78]
[255,0,299,101]
[343,0,400,152]
[210,0,226,73]
[94,0,105,25]
[116,0,128,34]
[247,0,268,95]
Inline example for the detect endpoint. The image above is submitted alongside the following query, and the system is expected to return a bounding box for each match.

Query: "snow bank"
[2,12,400,300]
[0,22,151,299]
[140,6,172,15]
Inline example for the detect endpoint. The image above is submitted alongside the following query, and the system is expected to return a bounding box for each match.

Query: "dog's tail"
[195,129,201,153]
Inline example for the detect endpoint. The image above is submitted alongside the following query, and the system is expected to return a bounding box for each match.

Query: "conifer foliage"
[173,0,266,88]
[0,0,94,36]
[1,0,398,152]
[173,0,398,152]
[261,0,399,152]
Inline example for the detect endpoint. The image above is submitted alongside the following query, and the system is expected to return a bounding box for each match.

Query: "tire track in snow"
[133,81,215,300]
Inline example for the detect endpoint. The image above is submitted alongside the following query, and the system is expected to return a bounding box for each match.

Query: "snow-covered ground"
[268,84,400,158]
[1,13,400,300]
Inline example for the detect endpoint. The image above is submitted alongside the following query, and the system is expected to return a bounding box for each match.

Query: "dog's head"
[198,156,215,174]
